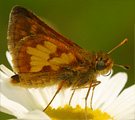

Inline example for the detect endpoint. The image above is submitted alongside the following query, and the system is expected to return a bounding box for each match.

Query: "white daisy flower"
[0,52,134,120]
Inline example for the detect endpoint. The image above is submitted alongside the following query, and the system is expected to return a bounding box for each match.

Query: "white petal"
[28,88,46,109]
[0,93,28,118]
[68,88,88,108]
[93,72,127,110]
[104,85,135,119]
[60,88,74,107]
[0,71,9,80]
[0,106,13,115]
[45,85,64,108]
[6,51,13,67]
[20,110,51,120]
[0,73,42,111]
[0,64,14,77]
[29,85,63,109]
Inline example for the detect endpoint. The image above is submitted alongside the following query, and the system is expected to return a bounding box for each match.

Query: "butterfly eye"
[100,56,103,61]
[96,61,105,70]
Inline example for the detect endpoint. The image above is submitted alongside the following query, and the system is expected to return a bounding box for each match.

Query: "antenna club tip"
[124,38,128,41]
[124,65,130,70]
[122,38,128,44]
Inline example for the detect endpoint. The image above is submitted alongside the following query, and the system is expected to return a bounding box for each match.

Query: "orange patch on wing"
[30,24,38,34]
[17,36,77,72]
[26,41,75,72]
[26,41,57,72]
[49,53,74,65]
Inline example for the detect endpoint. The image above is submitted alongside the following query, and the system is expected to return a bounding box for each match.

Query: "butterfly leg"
[90,80,101,109]
[69,89,75,105]
[43,81,64,112]
[85,81,92,120]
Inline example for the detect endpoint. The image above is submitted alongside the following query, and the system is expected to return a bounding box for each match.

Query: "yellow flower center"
[45,104,113,120]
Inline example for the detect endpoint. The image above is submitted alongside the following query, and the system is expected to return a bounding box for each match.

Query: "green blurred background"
[0,0,134,119]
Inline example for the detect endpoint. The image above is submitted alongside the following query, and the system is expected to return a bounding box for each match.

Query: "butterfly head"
[95,38,130,75]
[95,51,113,75]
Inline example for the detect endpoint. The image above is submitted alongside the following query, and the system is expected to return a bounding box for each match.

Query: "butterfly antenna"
[107,38,128,54]
[114,64,130,70]
[107,38,130,70]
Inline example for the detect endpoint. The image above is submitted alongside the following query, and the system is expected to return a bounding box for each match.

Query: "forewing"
[8,6,82,50]
[8,6,88,74]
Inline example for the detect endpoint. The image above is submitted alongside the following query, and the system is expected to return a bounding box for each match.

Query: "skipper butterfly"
[8,6,129,119]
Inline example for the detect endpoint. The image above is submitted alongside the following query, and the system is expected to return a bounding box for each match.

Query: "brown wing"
[8,5,82,50]
[8,6,88,74]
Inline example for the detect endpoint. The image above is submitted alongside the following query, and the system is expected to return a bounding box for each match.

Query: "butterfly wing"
[8,6,89,88]
[8,5,82,50]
